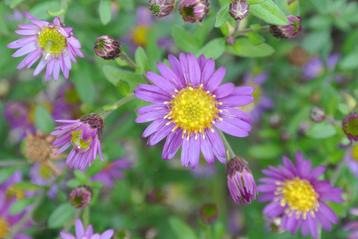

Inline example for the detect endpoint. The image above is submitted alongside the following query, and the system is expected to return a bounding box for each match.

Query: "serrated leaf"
[169,217,198,239]
[306,122,337,139]
[48,203,75,229]
[34,105,54,133]
[250,0,288,25]
[197,38,226,59]
[99,0,112,25]
[227,38,274,57]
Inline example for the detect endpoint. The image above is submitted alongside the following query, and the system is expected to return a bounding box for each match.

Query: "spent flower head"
[343,113,358,142]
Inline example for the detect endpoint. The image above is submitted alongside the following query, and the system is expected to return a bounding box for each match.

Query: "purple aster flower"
[92,158,132,188]
[7,13,83,81]
[60,219,114,239]
[227,157,256,204]
[4,102,35,141]
[258,152,344,239]
[0,192,31,239]
[345,222,358,239]
[302,57,324,80]
[51,114,104,170]
[242,72,273,122]
[344,144,358,177]
[327,53,340,69]
[30,162,63,186]
[179,0,209,23]
[134,53,253,168]
[129,7,153,48]
[270,15,302,39]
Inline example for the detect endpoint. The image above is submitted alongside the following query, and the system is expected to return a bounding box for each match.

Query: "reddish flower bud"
[69,185,92,209]
[94,35,121,60]
[179,0,209,23]
[148,0,176,17]
[229,0,249,21]
[270,16,302,39]
[310,107,326,123]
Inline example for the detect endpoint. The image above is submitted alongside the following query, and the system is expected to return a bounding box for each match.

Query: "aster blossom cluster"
[135,53,254,168]
[8,13,83,80]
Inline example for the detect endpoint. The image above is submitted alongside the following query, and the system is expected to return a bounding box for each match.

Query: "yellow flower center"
[352,144,358,162]
[132,25,149,47]
[39,164,54,180]
[71,130,91,151]
[278,178,319,219]
[7,186,25,200]
[166,86,220,137]
[0,217,10,238]
[38,27,66,55]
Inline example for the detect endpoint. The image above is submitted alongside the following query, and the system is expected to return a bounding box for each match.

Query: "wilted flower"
[345,143,358,177]
[7,13,83,80]
[227,157,256,204]
[24,132,59,163]
[343,113,358,142]
[310,106,325,122]
[92,158,132,188]
[148,0,176,17]
[94,35,121,60]
[270,15,302,39]
[179,0,209,23]
[199,203,218,224]
[52,114,104,170]
[135,53,253,168]
[60,219,114,239]
[229,0,249,21]
[69,185,92,209]
[258,152,343,238]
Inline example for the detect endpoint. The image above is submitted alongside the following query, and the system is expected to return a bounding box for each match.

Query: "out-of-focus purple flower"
[227,157,256,204]
[343,113,358,142]
[191,164,216,178]
[270,15,302,39]
[242,72,272,122]
[52,114,104,170]
[149,0,176,17]
[0,192,31,239]
[60,219,114,239]
[134,53,253,168]
[229,0,249,21]
[302,57,324,80]
[7,13,83,80]
[258,152,343,239]
[345,222,358,239]
[0,171,23,200]
[179,0,209,23]
[327,53,340,69]
[129,7,153,48]
[30,162,62,198]
[92,158,132,188]
[50,83,81,120]
[345,144,358,177]
[4,102,34,141]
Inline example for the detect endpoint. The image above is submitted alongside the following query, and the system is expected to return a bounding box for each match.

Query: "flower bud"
[199,203,218,224]
[69,185,92,208]
[310,106,325,122]
[179,0,209,23]
[94,35,121,60]
[148,0,175,17]
[80,113,104,136]
[270,15,302,39]
[343,113,358,142]
[229,0,249,21]
[227,157,256,204]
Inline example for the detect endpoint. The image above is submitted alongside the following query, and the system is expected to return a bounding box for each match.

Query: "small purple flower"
[92,158,132,188]
[258,152,343,239]
[343,113,358,142]
[345,144,358,177]
[50,82,81,120]
[51,114,104,170]
[227,157,256,204]
[0,171,24,201]
[0,192,31,239]
[4,102,34,141]
[179,0,209,23]
[242,72,273,122]
[8,13,83,81]
[302,57,324,80]
[135,53,253,168]
[60,219,114,239]
[229,0,249,21]
[345,222,358,239]
[270,15,302,39]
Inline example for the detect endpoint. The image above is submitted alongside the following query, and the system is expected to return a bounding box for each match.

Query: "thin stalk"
[219,131,235,160]
[82,207,90,227]
[100,94,135,118]
[116,52,136,70]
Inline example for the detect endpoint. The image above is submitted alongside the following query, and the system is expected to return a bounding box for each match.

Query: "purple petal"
[162,130,183,160]
[206,67,226,92]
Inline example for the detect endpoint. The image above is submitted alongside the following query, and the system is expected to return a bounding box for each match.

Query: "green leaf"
[48,203,75,229]
[215,4,231,28]
[10,198,33,215]
[248,143,283,160]
[13,182,41,191]
[340,50,358,70]
[227,38,275,57]
[169,217,198,239]
[5,0,25,8]
[197,38,226,59]
[306,122,337,139]
[102,65,143,86]
[99,0,112,25]
[72,63,96,104]
[135,47,149,74]
[250,0,288,25]
[171,25,201,52]
[30,1,61,19]
[34,105,54,133]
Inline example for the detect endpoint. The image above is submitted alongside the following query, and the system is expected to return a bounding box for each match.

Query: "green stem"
[82,207,90,227]
[219,131,235,160]
[100,94,135,118]
[331,160,345,185]
[0,160,27,167]
[116,52,136,70]
[233,25,270,37]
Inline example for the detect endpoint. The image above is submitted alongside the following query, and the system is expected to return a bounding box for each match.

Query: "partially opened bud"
[343,113,358,142]
[179,0,209,23]
[69,185,92,208]
[229,0,249,21]
[310,106,325,123]
[148,0,176,17]
[94,35,121,60]
[227,157,256,204]
[270,15,302,39]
